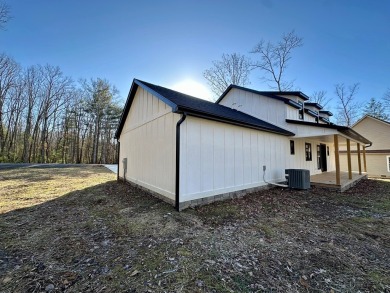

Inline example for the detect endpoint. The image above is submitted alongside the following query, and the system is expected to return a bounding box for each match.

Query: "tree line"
[203,30,390,126]
[0,53,122,164]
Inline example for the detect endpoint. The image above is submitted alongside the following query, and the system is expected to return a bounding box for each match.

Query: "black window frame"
[305,142,312,161]
[290,140,295,155]
[317,145,321,169]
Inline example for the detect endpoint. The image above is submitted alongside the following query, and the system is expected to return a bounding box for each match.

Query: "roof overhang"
[176,106,295,136]
[286,119,371,145]
[116,79,295,139]
[216,85,310,104]
[115,79,178,139]
[304,102,323,109]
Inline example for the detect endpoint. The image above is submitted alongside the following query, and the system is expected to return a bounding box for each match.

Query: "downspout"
[175,113,187,211]
[117,139,120,181]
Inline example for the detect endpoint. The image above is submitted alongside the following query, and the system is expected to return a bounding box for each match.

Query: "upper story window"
[298,101,304,120]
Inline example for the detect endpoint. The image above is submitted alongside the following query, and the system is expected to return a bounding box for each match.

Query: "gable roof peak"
[353,114,390,128]
[216,84,310,104]
[115,79,295,138]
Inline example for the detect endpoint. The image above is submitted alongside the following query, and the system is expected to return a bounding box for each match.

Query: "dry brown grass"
[0,166,389,292]
[0,165,115,213]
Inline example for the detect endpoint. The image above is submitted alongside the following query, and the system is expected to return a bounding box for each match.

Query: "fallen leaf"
[299,277,309,289]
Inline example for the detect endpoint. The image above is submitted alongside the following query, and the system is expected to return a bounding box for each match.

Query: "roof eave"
[285,119,371,144]
[115,79,178,139]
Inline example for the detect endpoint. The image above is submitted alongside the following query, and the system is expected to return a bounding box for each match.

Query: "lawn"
[0,166,389,292]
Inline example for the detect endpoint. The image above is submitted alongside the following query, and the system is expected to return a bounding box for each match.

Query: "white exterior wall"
[286,106,300,120]
[305,114,317,123]
[119,87,180,200]
[219,88,289,129]
[179,116,290,202]
[288,139,335,175]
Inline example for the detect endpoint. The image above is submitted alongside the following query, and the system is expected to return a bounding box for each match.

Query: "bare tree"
[203,53,251,98]
[0,54,20,157]
[251,30,303,91]
[383,88,390,112]
[38,65,73,163]
[22,66,42,162]
[0,52,122,163]
[0,1,10,30]
[335,83,361,127]
[310,90,332,108]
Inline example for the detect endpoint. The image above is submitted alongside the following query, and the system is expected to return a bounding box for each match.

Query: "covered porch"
[310,170,367,191]
[287,120,371,191]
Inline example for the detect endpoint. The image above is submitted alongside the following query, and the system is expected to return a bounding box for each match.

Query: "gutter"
[117,139,120,181]
[175,112,187,211]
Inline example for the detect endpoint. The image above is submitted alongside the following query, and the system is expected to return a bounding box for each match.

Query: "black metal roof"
[216,84,310,104]
[115,79,295,139]
[319,110,333,116]
[304,102,323,109]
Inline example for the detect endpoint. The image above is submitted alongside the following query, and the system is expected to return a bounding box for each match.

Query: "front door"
[320,144,327,172]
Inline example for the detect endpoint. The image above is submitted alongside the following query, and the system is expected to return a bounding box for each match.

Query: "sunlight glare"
[172,79,213,101]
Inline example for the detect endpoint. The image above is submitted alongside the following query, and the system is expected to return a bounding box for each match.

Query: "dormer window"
[298,101,304,120]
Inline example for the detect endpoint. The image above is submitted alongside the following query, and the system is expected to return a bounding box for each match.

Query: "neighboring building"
[115,79,371,210]
[340,115,390,177]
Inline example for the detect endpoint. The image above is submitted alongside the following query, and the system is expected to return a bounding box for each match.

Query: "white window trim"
[387,156,390,172]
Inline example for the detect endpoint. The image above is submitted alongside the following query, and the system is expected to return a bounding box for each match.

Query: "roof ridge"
[115,79,295,138]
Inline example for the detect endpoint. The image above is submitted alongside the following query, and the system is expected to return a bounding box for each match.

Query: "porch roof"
[285,119,371,145]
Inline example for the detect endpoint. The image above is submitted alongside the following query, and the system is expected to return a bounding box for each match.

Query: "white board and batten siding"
[119,87,180,200]
[219,88,289,129]
[179,116,290,202]
[288,139,336,175]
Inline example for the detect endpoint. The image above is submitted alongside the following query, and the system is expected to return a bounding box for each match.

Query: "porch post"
[346,139,352,179]
[363,146,367,172]
[334,134,341,185]
[357,143,362,175]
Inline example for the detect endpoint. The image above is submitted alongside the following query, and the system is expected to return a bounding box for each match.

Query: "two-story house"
[115,80,371,210]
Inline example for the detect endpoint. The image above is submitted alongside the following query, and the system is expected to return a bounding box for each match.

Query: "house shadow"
[0,178,178,292]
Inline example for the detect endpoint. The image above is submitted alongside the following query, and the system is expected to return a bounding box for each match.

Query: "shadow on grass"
[0,179,179,292]
[1,176,390,292]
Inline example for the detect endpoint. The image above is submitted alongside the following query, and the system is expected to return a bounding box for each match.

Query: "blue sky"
[1,0,389,112]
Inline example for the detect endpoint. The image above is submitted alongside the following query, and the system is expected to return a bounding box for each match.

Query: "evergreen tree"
[363,97,389,121]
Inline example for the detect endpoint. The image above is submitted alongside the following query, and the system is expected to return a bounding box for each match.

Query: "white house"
[115,79,371,210]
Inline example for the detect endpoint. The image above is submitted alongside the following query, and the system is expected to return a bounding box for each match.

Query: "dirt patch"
[1,167,389,292]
